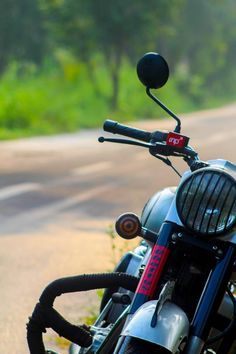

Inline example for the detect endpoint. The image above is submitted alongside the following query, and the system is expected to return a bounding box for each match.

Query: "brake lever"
[99,136,183,177]
[98,136,154,148]
[98,136,199,177]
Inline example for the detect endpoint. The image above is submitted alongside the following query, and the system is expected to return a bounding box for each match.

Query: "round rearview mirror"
[137,52,169,89]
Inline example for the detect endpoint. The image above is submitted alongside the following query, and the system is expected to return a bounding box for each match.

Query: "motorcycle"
[27,52,236,354]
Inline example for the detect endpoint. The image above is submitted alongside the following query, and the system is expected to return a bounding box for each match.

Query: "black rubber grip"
[151,130,168,142]
[103,119,152,142]
[27,303,93,351]
[39,273,139,307]
[27,273,140,354]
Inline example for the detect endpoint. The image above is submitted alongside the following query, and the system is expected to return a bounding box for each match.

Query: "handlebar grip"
[103,119,152,142]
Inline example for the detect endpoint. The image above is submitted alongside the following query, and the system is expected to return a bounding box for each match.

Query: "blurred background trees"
[0,0,236,138]
[0,0,46,74]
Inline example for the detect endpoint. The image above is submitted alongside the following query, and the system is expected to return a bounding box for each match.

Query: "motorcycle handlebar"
[102,119,199,163]
[103,119,152,142]
[103,119,169,143]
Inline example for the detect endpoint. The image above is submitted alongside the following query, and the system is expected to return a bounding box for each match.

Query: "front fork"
[113,222,174,354]
[185,245,236,354]
[114,222,236,354]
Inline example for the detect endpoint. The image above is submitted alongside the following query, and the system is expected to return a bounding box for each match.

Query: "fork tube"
[129,222,173,314]
[185,245,236,353]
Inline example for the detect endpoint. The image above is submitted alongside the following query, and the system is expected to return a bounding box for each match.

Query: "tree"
[0,0,47,74]
[171,0,236,102]
[41,0,183,109]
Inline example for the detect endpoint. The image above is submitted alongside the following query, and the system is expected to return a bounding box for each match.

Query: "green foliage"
[40,0,184,109]
[0,53,234,140]
[1,1,236,138]
[0,0,47,73]
[169,0,236,104]
[0,58,109,138]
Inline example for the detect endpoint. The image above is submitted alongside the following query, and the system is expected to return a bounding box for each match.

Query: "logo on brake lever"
[166,132,189,148]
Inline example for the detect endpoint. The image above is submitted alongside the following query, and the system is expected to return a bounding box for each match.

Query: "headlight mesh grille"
[176,168,236,236]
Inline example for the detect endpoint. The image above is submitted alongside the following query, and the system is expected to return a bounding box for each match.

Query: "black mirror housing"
[137,52,169,89]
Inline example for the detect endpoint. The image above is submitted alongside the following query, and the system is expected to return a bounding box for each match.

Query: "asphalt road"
[0,103,236,353]
[0,104,235,235]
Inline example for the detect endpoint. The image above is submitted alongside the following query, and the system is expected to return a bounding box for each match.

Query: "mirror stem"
[146,87,181,133]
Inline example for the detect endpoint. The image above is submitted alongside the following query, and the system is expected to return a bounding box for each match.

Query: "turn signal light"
[115,213,142,239]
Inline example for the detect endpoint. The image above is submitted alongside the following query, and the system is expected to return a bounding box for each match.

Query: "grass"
[0,60,109,138]
[0,56,235,140]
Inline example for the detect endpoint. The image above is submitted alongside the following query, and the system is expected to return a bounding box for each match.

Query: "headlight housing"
[176,168,236,236]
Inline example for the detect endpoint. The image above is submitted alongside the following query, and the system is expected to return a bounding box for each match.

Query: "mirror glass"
[137,52,169,89]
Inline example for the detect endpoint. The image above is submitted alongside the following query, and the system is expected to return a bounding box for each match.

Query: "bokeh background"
[1,0,236,139]
[1,1,236,353]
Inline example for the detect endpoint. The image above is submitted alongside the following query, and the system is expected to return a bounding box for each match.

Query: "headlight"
[176,168,236,236]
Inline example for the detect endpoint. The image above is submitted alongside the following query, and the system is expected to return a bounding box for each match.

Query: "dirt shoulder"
[0,220,118,353]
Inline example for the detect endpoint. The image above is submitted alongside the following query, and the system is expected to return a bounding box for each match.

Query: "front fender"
[122,301,189,353]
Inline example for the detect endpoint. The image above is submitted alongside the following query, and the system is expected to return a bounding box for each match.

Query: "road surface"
[0,104,235,353]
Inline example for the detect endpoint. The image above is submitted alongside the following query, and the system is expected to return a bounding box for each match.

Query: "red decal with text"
[136,245,170,297]
[166,132,189,148]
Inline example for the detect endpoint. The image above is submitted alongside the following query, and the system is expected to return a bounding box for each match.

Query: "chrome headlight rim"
[176,167,236,237]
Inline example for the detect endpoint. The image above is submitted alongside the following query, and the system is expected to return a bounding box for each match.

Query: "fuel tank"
[141,187,177,233]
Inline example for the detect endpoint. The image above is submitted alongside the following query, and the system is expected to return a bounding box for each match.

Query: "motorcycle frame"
[69,201,236,354]
[71,162,236,354]
[113,216,236,353]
